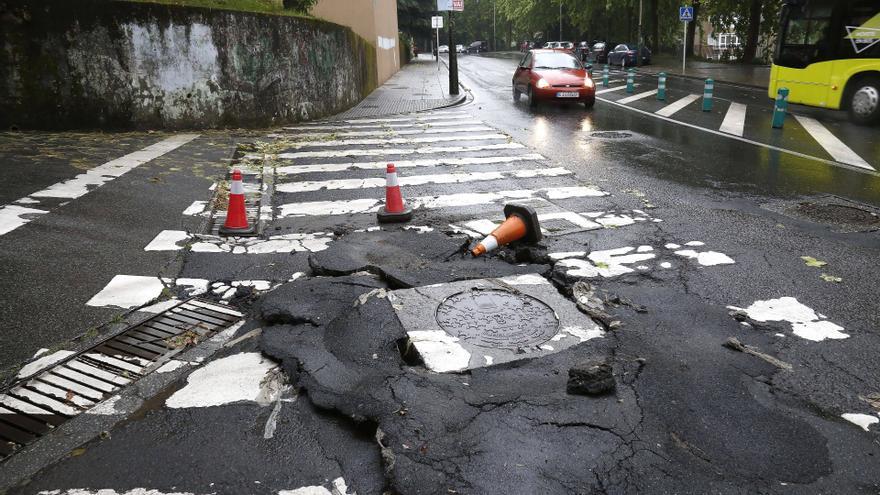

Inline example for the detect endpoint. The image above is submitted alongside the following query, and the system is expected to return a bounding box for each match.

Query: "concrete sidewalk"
[632,53,770,89]
[334,54,465,119]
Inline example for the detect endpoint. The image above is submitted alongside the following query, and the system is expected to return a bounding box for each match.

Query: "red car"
[512,49,595,109]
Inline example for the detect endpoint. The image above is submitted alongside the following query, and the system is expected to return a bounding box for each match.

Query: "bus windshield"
[776,0,834,68]
[775,0,880,68]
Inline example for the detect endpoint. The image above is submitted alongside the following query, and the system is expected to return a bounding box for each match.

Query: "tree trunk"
[651,0,659,52]
[686,0,701,56]
[742,0,763,62]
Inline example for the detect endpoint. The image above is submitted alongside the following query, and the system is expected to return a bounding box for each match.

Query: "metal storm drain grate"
[0,299,242,461]
[589,131,632,139]
[436,289,559,349]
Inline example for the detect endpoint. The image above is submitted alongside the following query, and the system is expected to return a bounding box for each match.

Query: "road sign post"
[680,6,693,74]
[438,0,463,96]
[432,16,443,68]
[602,65,609,88]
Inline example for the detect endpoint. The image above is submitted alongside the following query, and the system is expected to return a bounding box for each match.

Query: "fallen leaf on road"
[820,274,842,283]
[595,261,610,269]
[70,448,86,457]
[801,256,827,267]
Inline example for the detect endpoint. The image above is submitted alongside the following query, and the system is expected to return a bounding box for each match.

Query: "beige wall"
[311,0,400,84]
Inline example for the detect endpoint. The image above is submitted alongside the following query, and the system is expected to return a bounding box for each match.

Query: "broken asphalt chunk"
[567,361,615,396]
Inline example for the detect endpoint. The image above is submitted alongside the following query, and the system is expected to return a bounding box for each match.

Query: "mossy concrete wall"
[0,0,378,129]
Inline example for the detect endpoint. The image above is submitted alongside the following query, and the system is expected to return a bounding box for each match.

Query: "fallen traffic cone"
[377,163,413,223]
[471,204,542,257]
[219,169,255,235]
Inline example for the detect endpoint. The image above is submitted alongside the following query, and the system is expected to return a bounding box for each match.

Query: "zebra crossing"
[598,69,876,172]
[81,108,738,312]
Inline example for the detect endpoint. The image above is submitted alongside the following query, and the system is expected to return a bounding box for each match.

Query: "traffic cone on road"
[471,204,542,257]
[377,163,413,223]
[219,169,255,235]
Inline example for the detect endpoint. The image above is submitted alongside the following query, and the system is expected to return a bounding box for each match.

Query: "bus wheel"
[847,76,880,125]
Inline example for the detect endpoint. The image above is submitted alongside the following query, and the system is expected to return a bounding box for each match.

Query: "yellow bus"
[769,0,880,124]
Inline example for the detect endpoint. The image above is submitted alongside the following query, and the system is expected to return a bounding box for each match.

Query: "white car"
[438,45,449,53]
[456,44,465,53]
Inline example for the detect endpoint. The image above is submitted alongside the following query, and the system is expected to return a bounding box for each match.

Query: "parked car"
[512,49,596,109]
[607,43,652,66]
[591,42,611,63]
[575,41,591,62]
[558,41,575,51]
[466,40,488,54]
[438,44,449,54]
[456,44,465,53]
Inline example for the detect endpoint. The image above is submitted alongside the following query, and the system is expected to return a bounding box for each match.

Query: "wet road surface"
[2,55,880,494]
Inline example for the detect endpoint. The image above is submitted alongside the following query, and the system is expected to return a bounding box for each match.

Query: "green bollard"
[772,87,789,128]
[657,72,667,101]
[602,65,609,88]
[702,78,714,112]
[626,69,635,94]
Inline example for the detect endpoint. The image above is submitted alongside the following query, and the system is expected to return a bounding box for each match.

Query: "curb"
[630,67,768,91]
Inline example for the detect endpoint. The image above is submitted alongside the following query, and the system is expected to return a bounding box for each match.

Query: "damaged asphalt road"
[8,104,880,494]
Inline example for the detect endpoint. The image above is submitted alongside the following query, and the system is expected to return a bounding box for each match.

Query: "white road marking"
[595,85,629,95]
[841,413,879,432]
[276,168,572,193]
[793,115,874,170]
[86,275,167,309]
[289,125,493,138]
[727,297,849,341]
[655,94,701,117]
[0,134,198,237]
[674,249,735,266]
[272,142,525,159]
[596,94,878,175]
[617,89,658,104]
[0,204,48,236]
[334,112,471,124]
[277,187,608,217]
[719,102,747,136]
[287,119,483,131]
[144,230,334,254]
[275,153,546,175]
[282,133,508,149]
[144,230,190,251]
[165,352,281,408]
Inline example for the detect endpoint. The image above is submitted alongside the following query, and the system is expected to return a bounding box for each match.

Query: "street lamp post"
[493,0,496,52]
[559,2,562,40]
[637,0,643,67]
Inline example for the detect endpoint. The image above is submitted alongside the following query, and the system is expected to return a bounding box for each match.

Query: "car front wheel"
[513,85,521,102]
[527,86,538,108]
[583,96,595,109]
[848,76,880,125]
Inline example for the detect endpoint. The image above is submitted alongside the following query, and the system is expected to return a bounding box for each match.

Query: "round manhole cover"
[590,131,632,139]
[793,202,880,226]
[435,289,559,349]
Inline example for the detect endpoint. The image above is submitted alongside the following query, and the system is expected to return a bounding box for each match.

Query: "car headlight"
[536,78,550,89]
[584,78,594,88]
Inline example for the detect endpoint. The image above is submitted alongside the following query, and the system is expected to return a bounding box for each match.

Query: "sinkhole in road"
[390,276,604,373]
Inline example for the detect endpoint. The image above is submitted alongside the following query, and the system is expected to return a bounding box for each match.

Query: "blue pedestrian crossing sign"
[680,6,694,21]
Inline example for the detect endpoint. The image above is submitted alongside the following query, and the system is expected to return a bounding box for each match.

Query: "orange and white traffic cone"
[219,169,255,235]
[377,163,413,223]
[471,204,542,256]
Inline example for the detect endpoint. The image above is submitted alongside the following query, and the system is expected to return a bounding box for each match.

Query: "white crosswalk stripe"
[285,120,483,131]
[277,186,609,218]
[617,89,658,104]
[596,85,630,95]
[793,115,874,170]
[274,154,546,175]
[719,102,747,136]
[288,125,493,137]
[655,94,701,117]
[269,142,526,159]
[275,168,573,193]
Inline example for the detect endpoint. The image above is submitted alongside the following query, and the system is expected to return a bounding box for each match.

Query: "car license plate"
[556,91,579,98]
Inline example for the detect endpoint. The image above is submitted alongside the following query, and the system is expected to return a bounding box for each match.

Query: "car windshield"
[533,52,581,69]
[593,43,605,50]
